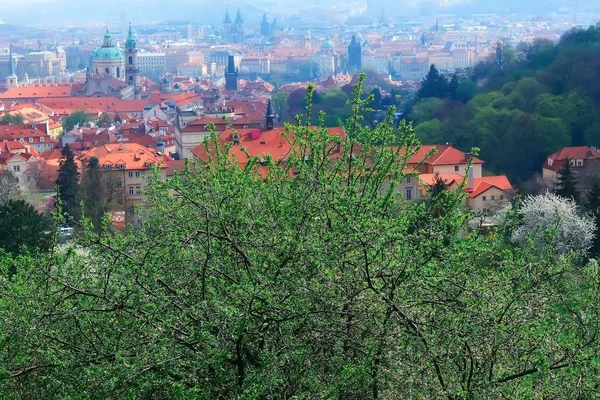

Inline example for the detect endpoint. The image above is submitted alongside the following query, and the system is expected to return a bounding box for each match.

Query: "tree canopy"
[0,114,24,125]
[62,110,89,133]
[1,77,600,399]
[55,144,80,222]
[410,24,600,183]
[0,199,52,255]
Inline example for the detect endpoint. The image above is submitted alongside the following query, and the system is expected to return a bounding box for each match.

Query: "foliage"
[510,192,595,255]
[97,113,112,126]
[410,25,600,182]
[554,159,580,202]
[417,64,449,100]
[62,110,89,133]
[55,144,80,222]
[0,170,18,206]
[585,176,600,255]
[0,114,24,125]
[1,76,600,399]
[81,157,106,232]
[0,199,52,255]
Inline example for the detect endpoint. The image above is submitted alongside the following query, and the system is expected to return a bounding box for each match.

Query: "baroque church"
[84,24,141,99]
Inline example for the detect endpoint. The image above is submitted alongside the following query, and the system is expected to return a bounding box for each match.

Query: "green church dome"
[321,40,335,50]
[93,47,125,60]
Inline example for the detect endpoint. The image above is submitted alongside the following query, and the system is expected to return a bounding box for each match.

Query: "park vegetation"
[1,76,600,399]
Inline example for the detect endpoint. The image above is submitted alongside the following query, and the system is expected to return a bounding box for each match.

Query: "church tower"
[125,23,141,98]
[233,9,244,43]
[223,10,232,37]
[265,98,274,130]
[5,45,18,89]
[348,35,362,72]
[225,54,238,91]
[260,13,270,37]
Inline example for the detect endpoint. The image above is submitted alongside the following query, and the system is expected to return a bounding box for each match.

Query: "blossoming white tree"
[510,192,596,255]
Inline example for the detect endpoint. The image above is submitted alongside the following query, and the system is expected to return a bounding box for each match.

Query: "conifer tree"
[586,176,600,254]
[555,159,580,202]
[81,156,106,231]
[448,73,459,99]
[56,144,80,222]
[417,64,448,100]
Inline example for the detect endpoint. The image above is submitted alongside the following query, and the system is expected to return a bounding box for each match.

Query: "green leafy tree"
[62,110,89,133]
[0,199,52,255]
[555,159,580,202]
[55,144,80,222]
[1,75,600,399]
[97,113,112,126]
[0,114,24,125]
[585,176,600,254]
[81,157,106,231]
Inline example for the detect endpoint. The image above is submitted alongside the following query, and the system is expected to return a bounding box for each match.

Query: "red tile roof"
[543,146,600,172]
[468,175,512,198]
[406,144,484,166]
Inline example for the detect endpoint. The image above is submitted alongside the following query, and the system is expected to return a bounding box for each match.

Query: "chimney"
[468,167,474,191]
[591,146,597,155]
[464,151,471,162]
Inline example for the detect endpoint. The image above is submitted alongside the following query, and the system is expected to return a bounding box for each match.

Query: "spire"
[235,9,243,24]
[126,22,136,48]
[224,9,231,24]
[7,44,16,78]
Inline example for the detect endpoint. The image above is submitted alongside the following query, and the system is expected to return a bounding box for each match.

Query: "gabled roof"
[406,144,484,166]
[543,146,600,172]
[468,175,512,198]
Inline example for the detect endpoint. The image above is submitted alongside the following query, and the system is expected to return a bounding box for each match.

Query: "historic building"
[312,40,337,77]
[91,30,126,81]
[225,55,239,91]
[125,23,141,98]
[223,9,244,43]
[5,46,17,89]
[348,35,362,72]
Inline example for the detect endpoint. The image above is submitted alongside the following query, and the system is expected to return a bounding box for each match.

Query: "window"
[19,138,24,143]
[406,188,412,200]
[13,165,20,172]
[135,171,141,178]
[136,186,142,195]
[128,171,133,178]
[569,159,575,166]
[116,179,122,187]
[28,138,33,143]
[577,159,583,166]
[454,166,459,172]
[406,176,411,183]
[118,165,125,170]
[547,159,553,166]
[491,195,495,200]
[40,137,44,142]
[129,56,133,65]
[129,186,134,195]
[500,195,504,200]
[128,206,135,216]
[482,196,487,201]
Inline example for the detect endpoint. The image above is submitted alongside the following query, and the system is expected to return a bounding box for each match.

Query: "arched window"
[116,67,120,78]
[105,67,110,75]
[129,75,133,81]
[129,56,133,65]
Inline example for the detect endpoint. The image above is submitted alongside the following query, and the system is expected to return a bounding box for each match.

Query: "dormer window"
[145,162,153,168]
[19,138,24,143]
[570,159,575,166]
[577,159,583,166]
[104,165,113,170]
[40,137,44,142]
[28,138,33,143]
[548,159,553,166]
[117,164,126,170]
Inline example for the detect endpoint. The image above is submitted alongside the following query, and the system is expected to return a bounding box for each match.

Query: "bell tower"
[5,45,18,89]
[125,22,141,98]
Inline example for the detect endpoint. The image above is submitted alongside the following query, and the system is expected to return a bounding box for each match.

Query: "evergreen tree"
[81,157,106,231]
[555,159,580,202]
[0,199,52,255]
[56,144,80,222]
[417,64,448,100]
[448,73,459,99]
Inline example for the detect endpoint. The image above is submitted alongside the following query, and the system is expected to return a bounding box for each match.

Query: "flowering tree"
[511,192,596,255]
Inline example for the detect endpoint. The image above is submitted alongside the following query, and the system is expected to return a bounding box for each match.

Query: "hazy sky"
[2,0,598,26]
